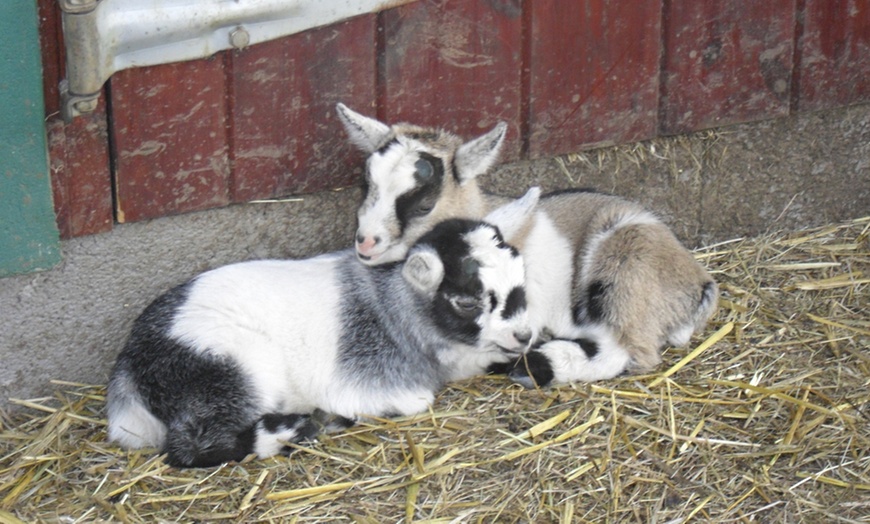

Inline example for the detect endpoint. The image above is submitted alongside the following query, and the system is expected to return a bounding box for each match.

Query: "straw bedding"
[1,216,868,523]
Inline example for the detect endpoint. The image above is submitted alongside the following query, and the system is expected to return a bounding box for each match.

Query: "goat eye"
[461,257,480,277]
[413,203,433,216]
[449,295,481,318]
[415,158,433,179]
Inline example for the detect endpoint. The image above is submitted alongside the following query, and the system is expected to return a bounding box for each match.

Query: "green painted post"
[0,0,61,276]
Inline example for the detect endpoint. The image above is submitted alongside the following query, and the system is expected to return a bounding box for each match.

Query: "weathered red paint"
[39,0,113,238]
[110,57,231,223]
[38,0,870,233]
[794,0,870,111]
[379,0,524,161]
[527,0,662,157]
[37,0,63,117]
[47,101,113,238]
[660,0,795,135]
[229,15,377,203]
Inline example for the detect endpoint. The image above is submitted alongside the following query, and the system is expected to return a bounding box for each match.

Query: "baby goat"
[336,103,718,387]
[106,190,537,468]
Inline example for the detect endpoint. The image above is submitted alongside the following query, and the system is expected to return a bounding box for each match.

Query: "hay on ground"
[1,217,868,523]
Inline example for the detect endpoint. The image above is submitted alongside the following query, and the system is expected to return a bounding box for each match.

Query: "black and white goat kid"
[336,103,718,388]
[106,190,538,468]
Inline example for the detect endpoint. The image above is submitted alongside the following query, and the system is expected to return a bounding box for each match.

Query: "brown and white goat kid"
[336,103,718,387]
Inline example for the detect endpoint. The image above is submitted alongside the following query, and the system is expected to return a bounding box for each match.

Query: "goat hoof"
[508,351,554,388]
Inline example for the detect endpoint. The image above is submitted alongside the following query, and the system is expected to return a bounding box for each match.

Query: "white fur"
[482,186,540,240]
[171,256,343,415]
[106,377,166,449]
[165,254,447,423]
[668,281,718,347]
[253,419,306,458]
[535,324,629,384]
[454,123,507,181]
[356,140,426,263]
[432,227,531,382]
[667,324,696,348]
[466,225,531,351]
[521,212,577,335]
[342,104,507,267]
[439,342,515,382]
[402,247,445,296]
[336,103,390,152]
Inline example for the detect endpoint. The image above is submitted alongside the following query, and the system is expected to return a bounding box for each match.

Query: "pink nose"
[355,233,381,257]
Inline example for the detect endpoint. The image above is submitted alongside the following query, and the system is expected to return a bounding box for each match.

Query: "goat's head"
[402,187,540,355]
[337,103,507,265]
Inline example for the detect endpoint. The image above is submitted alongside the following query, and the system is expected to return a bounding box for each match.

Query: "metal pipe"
[59,0,416,121]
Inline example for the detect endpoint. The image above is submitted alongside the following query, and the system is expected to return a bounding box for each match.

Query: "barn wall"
[37,0,870,236]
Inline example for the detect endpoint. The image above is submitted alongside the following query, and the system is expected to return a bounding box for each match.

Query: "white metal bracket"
[59,0,415,121]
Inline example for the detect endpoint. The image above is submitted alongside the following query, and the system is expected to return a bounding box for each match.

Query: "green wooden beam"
[0,0,61,277]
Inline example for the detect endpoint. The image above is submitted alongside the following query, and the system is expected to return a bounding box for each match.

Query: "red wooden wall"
[39,0,870,237]
[528,1,662,154]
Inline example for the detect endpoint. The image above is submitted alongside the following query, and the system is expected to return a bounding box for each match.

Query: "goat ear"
[483,187,541,243]
[402,248,445,296]
[336,103,391,153]
[454,122,507,183]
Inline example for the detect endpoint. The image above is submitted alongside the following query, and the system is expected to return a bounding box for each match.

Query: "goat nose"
[515,330,532,345]
[356,233,381,246]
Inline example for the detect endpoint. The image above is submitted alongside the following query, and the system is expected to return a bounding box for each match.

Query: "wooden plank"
[660,0,795,135]
[379,0,523,161]
[793,0,870,111]
[37,0,63,117]
[528,0,662,157]
[111,57,231,223]
[229,15,376,202]
[38,0,113,238]
[47,100,113,238]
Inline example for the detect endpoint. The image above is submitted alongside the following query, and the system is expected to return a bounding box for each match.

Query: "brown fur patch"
[542,193,716,369]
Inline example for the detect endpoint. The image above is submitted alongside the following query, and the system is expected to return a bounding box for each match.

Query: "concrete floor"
[1,103,868,411]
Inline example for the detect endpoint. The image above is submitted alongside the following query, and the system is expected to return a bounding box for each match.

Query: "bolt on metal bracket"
[58,0,417,122]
